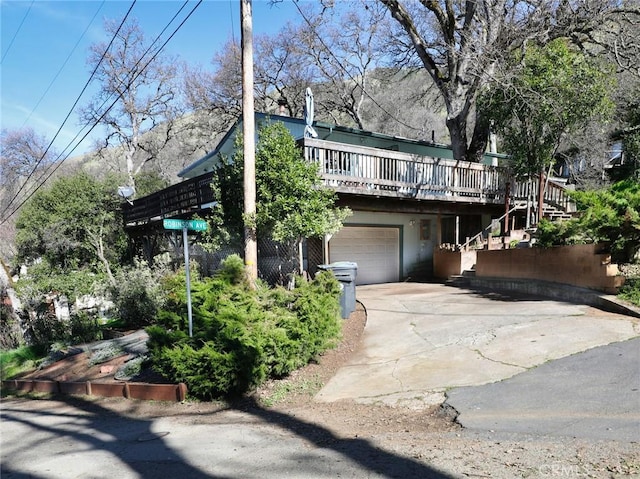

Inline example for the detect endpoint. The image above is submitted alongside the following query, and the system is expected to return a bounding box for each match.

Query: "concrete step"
[445,269,475,287]
[445,275,470,287]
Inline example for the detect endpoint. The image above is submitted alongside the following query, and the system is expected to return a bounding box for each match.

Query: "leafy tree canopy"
[206,121,350,249]
[15,172,129,285]
[485,39,615,177]
[536,180,640,263]
[614,96,640,181]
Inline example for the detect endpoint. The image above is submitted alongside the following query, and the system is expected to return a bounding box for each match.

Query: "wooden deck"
[122,138,574,229]
[122,172,215,229]
[305,138,504,204]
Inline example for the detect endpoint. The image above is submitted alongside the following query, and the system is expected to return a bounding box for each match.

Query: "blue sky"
[0,0,305,156]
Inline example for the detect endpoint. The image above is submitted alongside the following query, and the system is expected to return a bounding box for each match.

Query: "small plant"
[261,376,324,407]
[1,285,23,350]
[69,311,102,344]
[618,278,640,307]
[37,342,81,369]
[114,356,146,380]
[88,344,123,366]
[109,257,173,329]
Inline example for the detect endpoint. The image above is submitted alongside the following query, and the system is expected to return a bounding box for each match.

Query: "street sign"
[163,219,208,231]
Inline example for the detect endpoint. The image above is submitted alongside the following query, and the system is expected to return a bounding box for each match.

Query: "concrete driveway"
[316,283,640,409]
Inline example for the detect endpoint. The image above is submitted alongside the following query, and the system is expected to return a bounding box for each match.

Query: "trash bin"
[318,261,358,319]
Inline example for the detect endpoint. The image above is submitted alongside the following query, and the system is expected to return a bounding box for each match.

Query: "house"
[122,112,575,285]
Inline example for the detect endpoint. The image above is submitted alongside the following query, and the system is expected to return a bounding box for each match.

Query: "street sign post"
[163,218,208,337]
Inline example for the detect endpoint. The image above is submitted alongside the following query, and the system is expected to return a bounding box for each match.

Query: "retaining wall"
[2,379,188,402]
[475,243,624,294]
[433,249,477,279]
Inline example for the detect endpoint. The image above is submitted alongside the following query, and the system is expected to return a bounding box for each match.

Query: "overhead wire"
[0,0,138,222]
[1,0,35,64]
[0,0,204,225]
[19,1,106,129]
[229,0,236,44]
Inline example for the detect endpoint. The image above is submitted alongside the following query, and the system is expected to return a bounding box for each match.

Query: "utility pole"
[241,0,258,282]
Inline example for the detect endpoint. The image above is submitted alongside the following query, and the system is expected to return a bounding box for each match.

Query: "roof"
[178,112,507,179]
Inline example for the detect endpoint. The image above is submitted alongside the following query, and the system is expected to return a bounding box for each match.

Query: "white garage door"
[329,226,400,285]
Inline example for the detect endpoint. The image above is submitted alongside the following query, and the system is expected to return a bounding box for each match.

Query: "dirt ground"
[11,302,640,478]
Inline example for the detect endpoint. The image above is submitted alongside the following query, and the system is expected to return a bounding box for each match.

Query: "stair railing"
[459,205,522,251]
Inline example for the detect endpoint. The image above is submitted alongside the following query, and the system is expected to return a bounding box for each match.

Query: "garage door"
[329,226,400,285]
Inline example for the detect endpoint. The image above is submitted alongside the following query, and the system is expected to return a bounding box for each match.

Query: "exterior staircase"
[542,204,573,221]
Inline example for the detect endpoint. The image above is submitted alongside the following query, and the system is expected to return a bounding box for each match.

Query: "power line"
[19,1,106,129]
[0,0,204,225]
[292,1,422,134]
[1,0,34,64]
[230,0,236,44]
[0,0,138,222]
[26,0,194,189]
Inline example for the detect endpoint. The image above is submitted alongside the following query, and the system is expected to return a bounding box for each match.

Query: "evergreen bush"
[535,180,640,263]
[147,255,342,400]
[619,278,640,307]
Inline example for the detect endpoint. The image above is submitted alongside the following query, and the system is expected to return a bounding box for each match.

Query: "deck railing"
[121,138,575,228]
[511,176,576,213]
[303,138,506,203]
[122,172,215,227]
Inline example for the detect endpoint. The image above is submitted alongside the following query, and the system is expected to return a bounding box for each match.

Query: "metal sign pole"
[163,218,207,338]
[183,225,193,338]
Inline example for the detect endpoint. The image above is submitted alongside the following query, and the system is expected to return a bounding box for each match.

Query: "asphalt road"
[0,397,454,479]
[446,337,640,442]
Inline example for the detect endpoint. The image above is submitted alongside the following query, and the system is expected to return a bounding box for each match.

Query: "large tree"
[542,6,640,187]
[378,0,637,162]
[484,39,615,177]
[80,19,182,193]
[0,127,56,261]
[286,2,389,129]
[15,172,128,287]
[184,3,391,131]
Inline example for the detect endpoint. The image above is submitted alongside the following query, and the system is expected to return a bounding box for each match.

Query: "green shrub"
[534,218,585,248]
[23,308,69,348]
[110,258,172,329]
[20,308,102,349]
[536,181,640,263]
[15,260,106,304]
[619,277,640,307]
[69,311,102,344]
[1,288,23,350]
[147,256,342,400]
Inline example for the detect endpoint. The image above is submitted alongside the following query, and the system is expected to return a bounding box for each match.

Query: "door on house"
[329,226,400,284]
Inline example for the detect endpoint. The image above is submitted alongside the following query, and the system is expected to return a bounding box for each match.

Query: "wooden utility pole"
[241,0,258,282]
